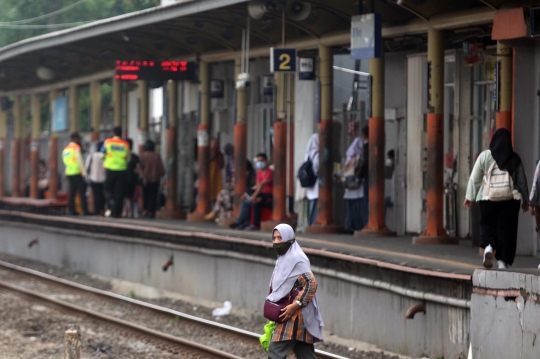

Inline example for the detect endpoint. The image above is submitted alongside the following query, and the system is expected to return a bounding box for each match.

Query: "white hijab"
[267,223,324,340]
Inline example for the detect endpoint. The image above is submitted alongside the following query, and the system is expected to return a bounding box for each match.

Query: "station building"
[0,0,538,254]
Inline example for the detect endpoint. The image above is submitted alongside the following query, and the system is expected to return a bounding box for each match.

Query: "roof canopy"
[0,0,508,92]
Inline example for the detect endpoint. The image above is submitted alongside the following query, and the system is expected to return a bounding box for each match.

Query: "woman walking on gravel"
[464,128,529,269]
[266,223,323,359]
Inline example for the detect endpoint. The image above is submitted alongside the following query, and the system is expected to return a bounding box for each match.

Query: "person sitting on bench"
[230,153,273,230]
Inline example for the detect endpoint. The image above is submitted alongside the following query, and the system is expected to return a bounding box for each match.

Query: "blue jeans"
[307,199,318,226]
[235,193,273,228]
[344,198,364,233]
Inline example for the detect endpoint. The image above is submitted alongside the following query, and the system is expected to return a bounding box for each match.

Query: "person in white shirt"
[85,141,106,215]
[304,133,319,226]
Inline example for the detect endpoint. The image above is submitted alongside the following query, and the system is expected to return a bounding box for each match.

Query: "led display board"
[115,60,197,81]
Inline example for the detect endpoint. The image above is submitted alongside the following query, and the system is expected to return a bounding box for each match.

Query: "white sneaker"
[105,210,111,217]
[497,260,508,269]
[483,245,494,269]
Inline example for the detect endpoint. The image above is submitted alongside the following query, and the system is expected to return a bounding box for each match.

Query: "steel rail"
[0,259,349,359]
[0,278,242,359]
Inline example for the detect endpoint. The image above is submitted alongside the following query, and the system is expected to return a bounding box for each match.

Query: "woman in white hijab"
[267,223,324,359]
[304,133,319,225]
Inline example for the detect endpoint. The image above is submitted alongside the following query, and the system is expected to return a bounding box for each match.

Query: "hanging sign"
[262,75,274,96]
[298,57,315,80]
[351,14,382,59]
[52,97,68,132]
[270,48,297,73]
[211,79,224,98]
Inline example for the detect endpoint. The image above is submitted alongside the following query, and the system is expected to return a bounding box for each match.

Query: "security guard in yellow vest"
[101,126,130,218]
[62,132,89,215]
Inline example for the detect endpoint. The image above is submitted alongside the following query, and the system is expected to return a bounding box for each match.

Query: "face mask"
[255,161,265,170]
[273,239,295,255]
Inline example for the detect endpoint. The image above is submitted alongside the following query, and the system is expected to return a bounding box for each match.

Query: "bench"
[0,195,68,215]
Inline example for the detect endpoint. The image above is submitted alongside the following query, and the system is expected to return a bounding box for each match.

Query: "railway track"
[0,259,348,359]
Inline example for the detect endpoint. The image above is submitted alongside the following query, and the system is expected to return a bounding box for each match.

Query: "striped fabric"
[271,272,320,343]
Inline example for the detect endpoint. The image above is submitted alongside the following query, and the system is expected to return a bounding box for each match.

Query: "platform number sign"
[270,48,297,73]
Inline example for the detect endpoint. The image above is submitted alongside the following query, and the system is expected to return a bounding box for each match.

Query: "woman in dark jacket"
[139,140,165,219]
[464,128,529,269]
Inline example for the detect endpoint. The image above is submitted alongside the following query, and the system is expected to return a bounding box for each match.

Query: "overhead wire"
[0,22,90,29]
[0,0,90,25]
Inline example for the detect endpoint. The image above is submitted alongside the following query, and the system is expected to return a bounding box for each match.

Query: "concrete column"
[287,76,296,215]
[262,73,292,230]
[306,44,341,233]
[187,61,212,221]
[158,80,185,219]
[232,57,248,220]
[496,42,512,133]
[48,90,59,199]
[30,94,41,199]
[90,80,101,142]
[358,56,394,236]
[413,28,458,244]
[0,110,6,196]
[138,80,149,154]
[69,84,79,133]
[11,95,21,197]
[113,78,122,127]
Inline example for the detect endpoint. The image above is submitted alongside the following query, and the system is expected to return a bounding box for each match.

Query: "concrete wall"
[512,40,539,256]
[471,269,540,358]
[0,223,469,358]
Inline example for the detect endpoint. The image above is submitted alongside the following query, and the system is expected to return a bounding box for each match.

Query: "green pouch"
[259,321,276,353]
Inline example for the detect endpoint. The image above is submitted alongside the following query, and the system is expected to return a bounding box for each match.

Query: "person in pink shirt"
[230,153,273,230]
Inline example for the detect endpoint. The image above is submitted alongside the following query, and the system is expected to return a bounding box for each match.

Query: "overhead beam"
[0,69,115,96]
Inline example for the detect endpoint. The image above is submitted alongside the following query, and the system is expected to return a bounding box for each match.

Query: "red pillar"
[158,125,185,218]
[261,121,290,230]
[30,139,39,199]
[11,139,20,197]
[187,124,211,220]
[232,123,247,217]
[48,137,59,199]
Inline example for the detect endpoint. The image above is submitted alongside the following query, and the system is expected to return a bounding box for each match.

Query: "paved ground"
[74,216,540,277]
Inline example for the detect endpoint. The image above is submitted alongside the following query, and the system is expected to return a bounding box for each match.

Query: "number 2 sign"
[270,48,297,73]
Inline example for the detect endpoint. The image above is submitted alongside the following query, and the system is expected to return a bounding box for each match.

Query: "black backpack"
[298,157,317,188]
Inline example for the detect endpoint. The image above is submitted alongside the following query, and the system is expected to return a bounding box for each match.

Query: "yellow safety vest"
[103,137,129,171]
[62,143,82,176]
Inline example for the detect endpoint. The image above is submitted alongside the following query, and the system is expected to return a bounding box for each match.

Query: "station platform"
[2,209,540,280]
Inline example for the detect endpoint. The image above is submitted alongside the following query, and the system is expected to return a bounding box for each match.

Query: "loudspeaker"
[285,1,311,21]
[248,0,280,20]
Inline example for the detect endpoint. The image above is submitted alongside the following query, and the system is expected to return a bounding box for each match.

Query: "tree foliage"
[0,0,160,48]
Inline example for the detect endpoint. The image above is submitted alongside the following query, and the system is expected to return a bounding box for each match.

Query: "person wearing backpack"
[300,133,319,226]
[341,133,367,235]
[464,128,530,269]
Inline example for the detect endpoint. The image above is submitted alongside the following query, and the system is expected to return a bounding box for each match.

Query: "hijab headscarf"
[490,128,521,173]
[305,133,319,174]
[267,223,324,340]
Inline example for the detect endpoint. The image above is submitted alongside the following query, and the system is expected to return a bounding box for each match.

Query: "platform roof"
[0,0,508,93]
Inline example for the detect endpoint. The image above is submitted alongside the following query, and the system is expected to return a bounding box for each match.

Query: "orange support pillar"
[90,80,101,143]
[30,94,41,199]
[262,73,294,230]
[188,61,211,221]
[496,42,512,133]
[232,57,248,220]
[357,56,394,236]
[0,110,5,197]
[48,91,59,199]
[306,44,341,233]
[158,80,185,219]
[138,80,149,154]
[11,96,22,197]
[413,28,458,244]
